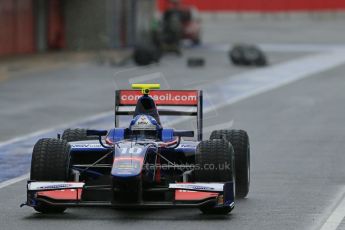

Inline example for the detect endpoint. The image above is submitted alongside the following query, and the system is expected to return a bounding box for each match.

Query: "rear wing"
[115,90,203,141]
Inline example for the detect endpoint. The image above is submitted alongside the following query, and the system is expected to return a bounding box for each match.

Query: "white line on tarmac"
[318,186,345,230]
[167,50,345,127]
[0,173,29,189]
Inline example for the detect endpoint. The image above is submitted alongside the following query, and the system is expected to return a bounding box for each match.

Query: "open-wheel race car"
[22,84,250,214]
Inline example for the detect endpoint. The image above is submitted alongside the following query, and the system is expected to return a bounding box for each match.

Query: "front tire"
[210,129,250,198]
[195,139,234,214]
[30,138,71,213]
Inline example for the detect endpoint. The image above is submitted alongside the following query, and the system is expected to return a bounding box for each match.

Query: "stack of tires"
[195,129,250,214]
[133,44,161,66]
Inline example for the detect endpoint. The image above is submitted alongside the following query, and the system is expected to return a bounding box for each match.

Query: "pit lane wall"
[158,0,345,12]
[0,0,35,56]
[0,0,156,56]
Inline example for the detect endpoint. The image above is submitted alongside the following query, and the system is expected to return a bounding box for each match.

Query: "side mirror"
[86,130,108,136]
[173,130,194,138]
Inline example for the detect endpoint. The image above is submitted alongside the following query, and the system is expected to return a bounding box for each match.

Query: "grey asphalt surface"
[1,16,345,230]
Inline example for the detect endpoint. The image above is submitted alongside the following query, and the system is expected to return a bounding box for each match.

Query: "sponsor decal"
[137,116,149,125]
[112,157,144,176]
[116,162,139,170]
[38,184,72,190]
[28,182,85,191]
[169,183,224,192]
[119,90,198,105]
[180,185,214,191]
[71,144,102,148]
[113,157,143,170]
[131,115,156,130]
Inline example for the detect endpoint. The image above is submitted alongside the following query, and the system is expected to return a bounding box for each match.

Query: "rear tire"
[133,44,161,66]
[210,129,250,198]
[195,139,234,214]
[62,128,98,142]
[30,138,71,213]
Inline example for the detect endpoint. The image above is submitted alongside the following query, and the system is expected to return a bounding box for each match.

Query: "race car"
[22,84,250,214]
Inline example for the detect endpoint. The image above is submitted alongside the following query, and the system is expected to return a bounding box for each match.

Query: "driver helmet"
[129,114,161,131]
[129,115,161,140]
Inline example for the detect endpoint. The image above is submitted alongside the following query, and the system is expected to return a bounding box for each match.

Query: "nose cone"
[111,157,144,178]
[112,144,147,178]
